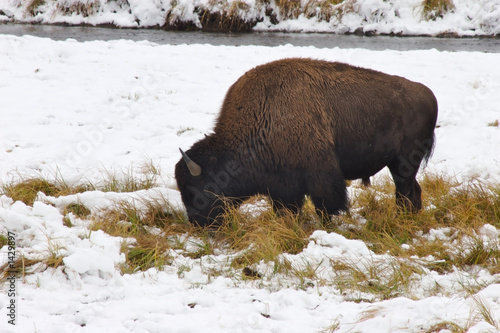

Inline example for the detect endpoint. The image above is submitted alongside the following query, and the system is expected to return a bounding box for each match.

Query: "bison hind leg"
[397,180,422,213]
[388,157,423,213]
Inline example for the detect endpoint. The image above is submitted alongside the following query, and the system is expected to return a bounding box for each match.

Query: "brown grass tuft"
[336,174,500,275]
[90,197,195,273]
[304,0,354,22]
[274,0,302,20]
[420,0,455,20]
[488,119,499,127]
[0,256,41,282]
[24,0,46,16]
[4,170,499,299]
[216,197,316,270]
[2,178,66,206]
[56,0,101,17]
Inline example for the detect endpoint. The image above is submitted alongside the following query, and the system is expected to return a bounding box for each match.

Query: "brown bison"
[175,58,438,226]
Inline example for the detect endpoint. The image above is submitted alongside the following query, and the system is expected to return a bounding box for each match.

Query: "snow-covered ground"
[0,34,500,332]
[1,0,500,36]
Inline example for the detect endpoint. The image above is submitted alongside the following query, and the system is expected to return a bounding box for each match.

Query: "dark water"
[1,23,500,52]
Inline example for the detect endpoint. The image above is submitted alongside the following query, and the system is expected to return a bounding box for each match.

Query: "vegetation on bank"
[5,0,460,33]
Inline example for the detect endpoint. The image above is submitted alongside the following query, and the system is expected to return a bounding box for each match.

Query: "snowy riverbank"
[1,0,500,36]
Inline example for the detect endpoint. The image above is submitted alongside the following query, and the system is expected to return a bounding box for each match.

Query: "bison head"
[174,143,242,226]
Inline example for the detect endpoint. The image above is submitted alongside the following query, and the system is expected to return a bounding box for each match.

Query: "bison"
[175,58,438,227]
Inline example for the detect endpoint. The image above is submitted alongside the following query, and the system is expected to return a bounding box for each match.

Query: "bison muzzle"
[175,58,438,227]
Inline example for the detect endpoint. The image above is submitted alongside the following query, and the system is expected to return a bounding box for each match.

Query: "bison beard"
[175,58,438,227]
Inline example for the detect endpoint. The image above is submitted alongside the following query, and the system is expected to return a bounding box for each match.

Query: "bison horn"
[179,148,202,177]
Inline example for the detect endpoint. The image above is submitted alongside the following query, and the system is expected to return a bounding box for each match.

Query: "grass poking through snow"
[14,0,460,33]
[1,177,84,206]
[1,170,499,300]
[217,201,313,268]
[420,0,455,20]
[1,161,162,206]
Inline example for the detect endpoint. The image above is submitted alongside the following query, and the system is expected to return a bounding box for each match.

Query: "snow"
[0,32,500,332]
[1,36,499,183]
[1,0,500,36]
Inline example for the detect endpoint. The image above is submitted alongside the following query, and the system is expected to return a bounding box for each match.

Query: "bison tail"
[422,133,436,168]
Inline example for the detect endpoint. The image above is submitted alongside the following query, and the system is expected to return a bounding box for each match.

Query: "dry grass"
[330,257,423,301]
[21,0,108,18]
[90,196,195,273]
[1,177,88,206]
[271,0,354,23]
[304,0,355,22]
[0,236,66,282]
[56,0,102,17]
[472,295,499,329]
[23,0,46,16]
[1,161,161,206]
[198,0,257,32]
[420,0,455,20]
[488,119,499,127]
[425,295,499,332]
[165,0,258,32]
[2,171,499,300]
[86,194,316,276]
[64,202,91,218]
[337,174,500,275]
[0,256,42,282]
[217,198,315,267]
[164,0,357,31]
[16,0,462,32]
[95,161,162,193]
[425,322,464,333]
[274,0,302,20]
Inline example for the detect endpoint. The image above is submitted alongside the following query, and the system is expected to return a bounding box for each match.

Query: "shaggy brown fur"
[176,58,438,226]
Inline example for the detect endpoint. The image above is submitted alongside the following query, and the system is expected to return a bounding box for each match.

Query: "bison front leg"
[308,167,348,219]
[266,185,305,216]
[270,199,302,216]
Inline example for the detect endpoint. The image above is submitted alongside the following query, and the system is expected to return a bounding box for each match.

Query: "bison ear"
[179,148,202,177]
